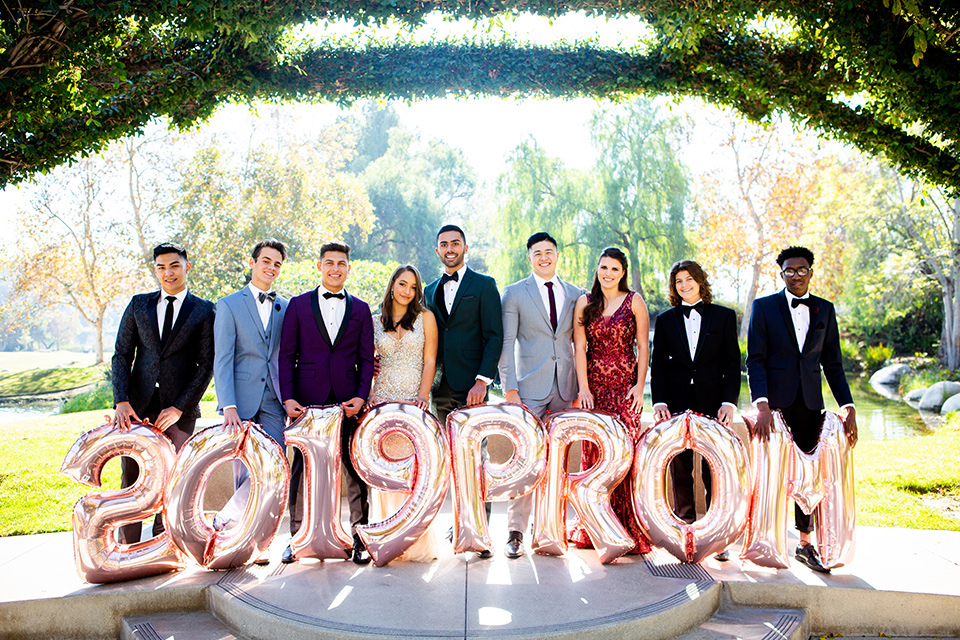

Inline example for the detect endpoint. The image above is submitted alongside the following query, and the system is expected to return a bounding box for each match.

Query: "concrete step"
[122,611,245,640]
[675,605,805,640]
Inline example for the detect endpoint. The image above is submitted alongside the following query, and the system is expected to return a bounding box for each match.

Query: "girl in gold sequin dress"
[368,265,445,561]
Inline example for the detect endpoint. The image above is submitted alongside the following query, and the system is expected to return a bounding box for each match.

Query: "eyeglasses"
[782,267,812,277]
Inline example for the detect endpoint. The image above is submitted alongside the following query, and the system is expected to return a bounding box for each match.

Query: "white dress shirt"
[785,291,811,351]
[156,288,188,340]
[248,282,273,331]
[442,264,466,315]
[318,285,347,338]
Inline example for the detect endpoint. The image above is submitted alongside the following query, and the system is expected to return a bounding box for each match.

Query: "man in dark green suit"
[424,224,504,424]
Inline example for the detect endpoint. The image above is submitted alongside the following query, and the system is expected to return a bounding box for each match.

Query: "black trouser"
[776,395,824,534]
[668,392,716,524]
[118,390,196,545]
[288,390,368,536]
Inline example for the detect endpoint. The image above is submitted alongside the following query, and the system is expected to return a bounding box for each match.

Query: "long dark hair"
[667,259,713,306]
[380,264,424,332]
[581,247,631,327]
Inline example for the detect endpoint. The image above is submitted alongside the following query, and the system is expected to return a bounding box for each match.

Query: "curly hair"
[667,260,713,307]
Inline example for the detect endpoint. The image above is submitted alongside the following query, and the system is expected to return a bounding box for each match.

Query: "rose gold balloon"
[61,422,184,583]
[284,406,353,560]
[633,411,751,564]
[789,443,825,516]
[352,402,450,566]
[165,423,289,569]
[532,409,634,564]
[741,411,793,569]
[447,403,547,555]
[816,411,856,569]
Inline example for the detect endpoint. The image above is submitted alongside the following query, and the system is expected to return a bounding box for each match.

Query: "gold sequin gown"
[369,313,447,562]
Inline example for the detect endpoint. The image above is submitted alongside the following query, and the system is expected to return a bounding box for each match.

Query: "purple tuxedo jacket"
[278,288,375,405]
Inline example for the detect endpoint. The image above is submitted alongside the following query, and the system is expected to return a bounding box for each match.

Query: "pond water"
[0,400,61,424]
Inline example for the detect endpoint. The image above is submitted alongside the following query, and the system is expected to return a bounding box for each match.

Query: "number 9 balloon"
[60,422,185,584]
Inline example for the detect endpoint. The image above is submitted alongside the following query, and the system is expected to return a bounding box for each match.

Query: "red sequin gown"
[570,291,651,554]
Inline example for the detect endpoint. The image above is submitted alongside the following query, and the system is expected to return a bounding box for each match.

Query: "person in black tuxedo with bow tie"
[111,242,216,544]
[651,260,740,559]
[747,246,857,574]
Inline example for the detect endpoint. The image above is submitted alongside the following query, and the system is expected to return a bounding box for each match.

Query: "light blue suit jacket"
[498,275,581,402]
[213,286,288,419]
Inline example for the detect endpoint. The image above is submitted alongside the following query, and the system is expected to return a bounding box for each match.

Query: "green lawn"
[1,404,957,537]
[0,365,105,397]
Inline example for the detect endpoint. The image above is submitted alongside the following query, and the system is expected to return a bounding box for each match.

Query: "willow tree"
[1,2,958,194]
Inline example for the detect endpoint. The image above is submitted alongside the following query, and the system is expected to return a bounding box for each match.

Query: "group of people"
[110,225,857,574]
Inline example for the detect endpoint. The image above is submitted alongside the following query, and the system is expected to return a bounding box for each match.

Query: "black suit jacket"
[651,303,740,415]
[112,291,216,420]
[423,267,503,392]
[746,290,852,412]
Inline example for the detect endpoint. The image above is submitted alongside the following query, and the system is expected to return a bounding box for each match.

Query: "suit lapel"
[310,289,334,348]
[426,281,447,328]
[241,287,268,344]
[693,304,714,364]
[146,291,162,348]
[801,295,823,355]
[777,290,801,353]
[671,307,691,363]
[268,297,286,354]
[524,276,552,331]
[163,293,195,352]
[448,268,472,319]
[332,294,353,349]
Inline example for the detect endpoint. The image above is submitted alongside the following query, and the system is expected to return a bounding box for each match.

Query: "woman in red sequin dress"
[569,247,651,553]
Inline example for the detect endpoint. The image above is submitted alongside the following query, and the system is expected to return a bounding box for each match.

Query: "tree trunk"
[94,315,105,366]
[739,258,763,340]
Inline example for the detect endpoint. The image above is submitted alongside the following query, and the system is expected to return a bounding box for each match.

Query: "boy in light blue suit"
[212,239,289,541]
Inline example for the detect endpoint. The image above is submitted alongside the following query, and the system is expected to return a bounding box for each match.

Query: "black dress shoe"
[714,549,730,562]
[504,531,524,559]
[352,534,372,565]
[281,545,295,564]
[476,549,493,559]
[795,542,830,574]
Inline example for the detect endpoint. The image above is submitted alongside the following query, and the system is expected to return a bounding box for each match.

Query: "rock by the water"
[942,393,960,415]
[918,381,960,412]
[869,363,912,387]
[903,387,927,408]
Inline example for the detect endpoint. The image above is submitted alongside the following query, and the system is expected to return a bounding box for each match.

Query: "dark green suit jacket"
[424,266,503,392]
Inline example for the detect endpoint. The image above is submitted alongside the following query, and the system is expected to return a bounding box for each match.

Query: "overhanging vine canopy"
[1,1,957,190]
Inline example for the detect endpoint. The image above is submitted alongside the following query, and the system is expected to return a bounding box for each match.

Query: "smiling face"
[780,256,813,297]
[318,250,350,292]
[249,247,283,291]
[528,240,558,280]
[674,270,701,305]
[154,251,191,295]
[436,230,467,273]
[596,256,625,292]
[391,269,420,308]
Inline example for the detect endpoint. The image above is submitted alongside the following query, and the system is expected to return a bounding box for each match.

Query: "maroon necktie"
[545,281,558,332]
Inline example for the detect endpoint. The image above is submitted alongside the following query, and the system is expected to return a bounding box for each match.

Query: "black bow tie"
[258,291,277,304]
[791,297,813,309]
[323,291,345,300]
[681,302,704,318]
[441,272,459,285]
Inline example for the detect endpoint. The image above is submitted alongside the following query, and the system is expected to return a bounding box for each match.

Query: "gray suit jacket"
[498,275,581,402]
[213,286,289,418]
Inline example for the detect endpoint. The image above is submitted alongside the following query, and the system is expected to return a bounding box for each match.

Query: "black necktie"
[791,297,813,309]
[323,291,345,300]
[681,301,704,318]
[545,281,558,332]
[440,272,459,285]
[161,295,176,344]
[258,291,277,304]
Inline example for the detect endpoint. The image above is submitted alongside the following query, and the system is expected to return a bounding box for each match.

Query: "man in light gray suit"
[212,239,289,543]
[498,232,581,558]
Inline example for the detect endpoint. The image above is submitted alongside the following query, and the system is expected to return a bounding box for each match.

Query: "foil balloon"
[352,402,450,566]
[165,422,289,570]
[741,411,793,568]
[60,422,184,583]
[789,441,825,516]
[816,411,856,569]
[284,406,353,560]
[532,409,634,564]
[447,404,547,555]
[633,411,751,564]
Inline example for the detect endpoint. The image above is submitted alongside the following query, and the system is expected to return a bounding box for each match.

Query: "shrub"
[61,382,113,414]
[862,344,893,372]
[840,338,862,372]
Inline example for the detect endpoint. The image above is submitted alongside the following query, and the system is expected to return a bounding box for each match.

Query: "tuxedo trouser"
[776,395,824,534]
[118,390,196,545]
[669,391,716,524]
[219,383,287,523]
[507,376,572,533]
[433,375,492,522]
[288,390,369,536]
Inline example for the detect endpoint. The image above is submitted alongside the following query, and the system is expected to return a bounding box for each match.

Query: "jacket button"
[261,378,266,382]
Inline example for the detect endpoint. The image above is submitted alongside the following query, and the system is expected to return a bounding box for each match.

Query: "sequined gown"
[369,313,446,561]
[570,292,651,554]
